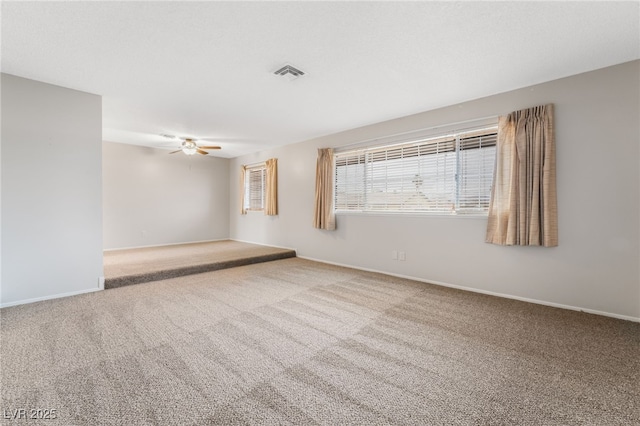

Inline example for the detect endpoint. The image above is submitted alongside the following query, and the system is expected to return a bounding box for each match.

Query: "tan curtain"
[313,148,336,230]
[486,104,558,246]
[240,165,247,215]
[265,158,278,216]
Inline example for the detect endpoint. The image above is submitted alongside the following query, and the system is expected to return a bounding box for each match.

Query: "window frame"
[243,163,267,213]
[334,126,497,217]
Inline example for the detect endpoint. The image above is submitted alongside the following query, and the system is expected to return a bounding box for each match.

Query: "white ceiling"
[2,1,639,158]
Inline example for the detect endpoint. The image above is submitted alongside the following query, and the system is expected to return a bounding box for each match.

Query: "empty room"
[1,1,639,425]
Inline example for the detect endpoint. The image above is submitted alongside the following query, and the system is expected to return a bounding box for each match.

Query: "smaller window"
[243,164,266,212]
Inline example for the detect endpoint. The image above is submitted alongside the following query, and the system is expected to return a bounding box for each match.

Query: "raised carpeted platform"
[103,240,296,289]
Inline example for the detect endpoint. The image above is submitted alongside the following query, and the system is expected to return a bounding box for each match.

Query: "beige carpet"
[1,258,638,425]
[103,240,296,289]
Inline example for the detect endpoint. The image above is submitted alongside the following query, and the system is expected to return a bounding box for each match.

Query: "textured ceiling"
[2,1,639,158]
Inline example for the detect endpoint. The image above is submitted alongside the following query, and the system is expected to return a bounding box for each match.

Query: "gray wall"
[230,61,640,320]
[103,142,229,249]
[1,74,103,306]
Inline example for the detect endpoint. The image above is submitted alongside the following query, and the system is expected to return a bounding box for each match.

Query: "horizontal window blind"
[458,132,497,212]
[335,128,497,214]
[244,165,266,211]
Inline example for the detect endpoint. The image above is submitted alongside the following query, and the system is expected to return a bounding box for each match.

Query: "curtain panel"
[313,148,336,230]
[486,104,558,246]
[265,158,278,216]
[240,165,247,215]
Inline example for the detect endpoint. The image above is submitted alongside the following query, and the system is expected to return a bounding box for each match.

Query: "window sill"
[334,210,488,219]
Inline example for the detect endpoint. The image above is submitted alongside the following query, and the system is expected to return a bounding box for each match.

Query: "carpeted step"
[104,249,296,289]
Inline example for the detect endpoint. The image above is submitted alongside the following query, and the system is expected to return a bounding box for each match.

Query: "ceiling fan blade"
[169,150,182,154]
[198,145,221,150]
[196,149,209,155]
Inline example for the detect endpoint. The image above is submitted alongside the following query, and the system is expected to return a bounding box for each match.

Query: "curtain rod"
[243,160,266,168]
[333,114,499,151]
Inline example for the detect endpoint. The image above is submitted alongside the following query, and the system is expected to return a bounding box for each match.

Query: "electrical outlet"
[399,251,406,261]
[391,250,398,260]
[141,230,147,238]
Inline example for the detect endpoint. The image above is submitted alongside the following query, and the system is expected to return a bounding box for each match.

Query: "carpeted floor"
[103,240,296,289]
[1,258,638,425]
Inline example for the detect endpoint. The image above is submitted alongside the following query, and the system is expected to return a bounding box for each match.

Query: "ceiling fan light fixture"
[168,137,220,156]
[182,139,197,155]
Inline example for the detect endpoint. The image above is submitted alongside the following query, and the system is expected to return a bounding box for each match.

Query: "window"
[335,127,497,215]
[243,164,266,212]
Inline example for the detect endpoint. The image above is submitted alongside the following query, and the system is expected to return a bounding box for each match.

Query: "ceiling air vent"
[274,64,305,81]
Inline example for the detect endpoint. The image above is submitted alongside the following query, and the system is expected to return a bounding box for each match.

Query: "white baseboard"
[297,255,640,323]
[230,238,297,252]
[104,238,229,252]
[0,287,103,309]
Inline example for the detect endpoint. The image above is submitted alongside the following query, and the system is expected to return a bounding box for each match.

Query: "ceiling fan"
[169,138,221,156]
